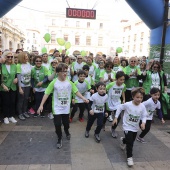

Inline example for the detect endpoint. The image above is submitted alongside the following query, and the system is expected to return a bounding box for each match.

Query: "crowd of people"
[0,48,169,167]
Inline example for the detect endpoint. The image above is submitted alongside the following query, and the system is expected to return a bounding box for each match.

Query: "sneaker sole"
[136,138,147,144]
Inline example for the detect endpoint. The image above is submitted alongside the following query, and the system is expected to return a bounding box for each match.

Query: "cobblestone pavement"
[0,114,170,170]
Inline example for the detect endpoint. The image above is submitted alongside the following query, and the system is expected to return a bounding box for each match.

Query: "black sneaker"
[23,112,30,118]
[18,114,26,120]
[94,133,101,143]
[66,133,71,140]
[40,112,45,118]
[33,113,39,118]
[85,131,89,138]
[57,139,62,149]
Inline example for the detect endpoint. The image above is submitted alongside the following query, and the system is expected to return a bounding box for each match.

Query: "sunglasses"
[106,66,112,68]
[78,58,82,59]
[52,62,57,64]
[7,56,13,59]
[35,60,42,63]
[153,66,159,68]
[131,61,136,63]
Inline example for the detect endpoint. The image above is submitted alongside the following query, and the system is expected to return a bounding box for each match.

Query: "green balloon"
[66,50,69,55]
[44,33,51,43]
[41,47,47,53]
[65,42,71,49]
[57,38,65,46]
[81,50,86,57]
[116,47,123,53]
[58,48,62,53]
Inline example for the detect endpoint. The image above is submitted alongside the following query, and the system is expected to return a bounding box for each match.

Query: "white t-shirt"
[42,62,50,70]
[72,62,84,82]
[90,93,108,113]
[5,65,10,73]
[115,101,147,132]
[107,82,126,111]
[45,78,78,115]
[151,72,160,89]
[143,98,161,120]
[113,66,123,73]
[20,63,32,87]
[74,80,91,103]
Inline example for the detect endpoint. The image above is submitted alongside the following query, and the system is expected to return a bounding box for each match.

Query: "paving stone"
[0,165,7,170]
[28,164,50,170]
[6,165,29,170]
[51,164,71,170]
[149,161,170,170]
[0,131,71,164]
[0,131,9,144]
[0,124,16,131]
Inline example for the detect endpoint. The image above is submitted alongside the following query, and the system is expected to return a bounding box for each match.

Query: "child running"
[112,87,147,167]
[37,63,88,149]
[70,70,91,122]
[136,87,165,143]
[85,82,108,143]
[103,71,126,138]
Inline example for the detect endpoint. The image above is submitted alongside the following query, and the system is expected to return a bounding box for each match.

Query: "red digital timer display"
[66,8,96,19]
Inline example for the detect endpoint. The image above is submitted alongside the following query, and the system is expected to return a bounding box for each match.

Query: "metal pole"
[160,0,169,67]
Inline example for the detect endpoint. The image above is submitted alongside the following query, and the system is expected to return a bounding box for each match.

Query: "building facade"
[43,13,115,55]
[121,20,150,58]
[25,29,41,53]
[0,18,25,52]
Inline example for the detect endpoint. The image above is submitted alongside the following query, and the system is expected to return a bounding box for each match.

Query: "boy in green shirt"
[38,63,88,149]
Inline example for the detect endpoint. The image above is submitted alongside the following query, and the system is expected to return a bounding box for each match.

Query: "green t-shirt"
[31,66,48,88]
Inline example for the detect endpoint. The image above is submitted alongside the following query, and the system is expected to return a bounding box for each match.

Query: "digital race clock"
[66,8,96,19]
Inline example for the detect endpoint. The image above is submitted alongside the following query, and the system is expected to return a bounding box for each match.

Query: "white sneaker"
[107,115,113,122]
[4,117,9,124]
[9,117,17,123]
[48,113,54,119]
[127,157,134,166]
[120,137,126,150]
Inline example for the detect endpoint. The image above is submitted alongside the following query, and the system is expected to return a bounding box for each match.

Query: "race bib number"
[148,110,155,116]
[126,114,140,126]
[94,105,104,113]
[58,97,69,106]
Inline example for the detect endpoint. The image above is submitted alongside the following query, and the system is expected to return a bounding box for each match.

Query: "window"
[65,20,68,27]
[128,36,130,42]
[75,35,80,45]
[124,26,131,32]
[86,36,91,46]
[98,37,103,46]
[76,21,80,27]
[140,44,143,52]
[141,32,144,39]
[133,44,136,52]
[52,19,56,26]
[134,34,137,41]
[33,33,35,38]
[64,34,68,41]
[87,22,90,28]
[123,37,125,43]
[27,39,30,43]
[51,31,56,44]
[33,39,37,44]
[99,23,103,29]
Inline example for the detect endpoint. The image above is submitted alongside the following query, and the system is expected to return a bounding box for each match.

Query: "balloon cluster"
[42,33,72,54]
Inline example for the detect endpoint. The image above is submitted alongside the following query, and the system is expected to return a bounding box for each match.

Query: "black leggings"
[70,103,85,119]
[53,114,70,139]
[122,131,137,158]
[1,90,16,118]
[139,120,152,138]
